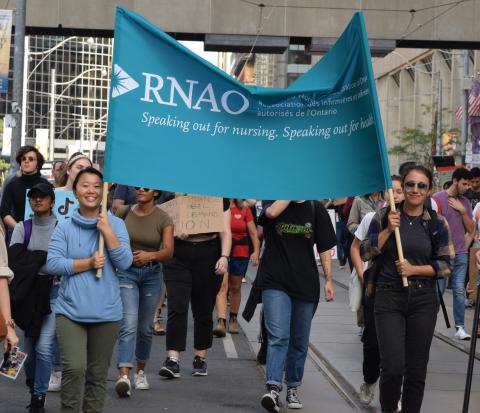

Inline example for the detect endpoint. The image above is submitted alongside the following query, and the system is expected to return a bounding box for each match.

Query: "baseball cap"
[27,183,55,200]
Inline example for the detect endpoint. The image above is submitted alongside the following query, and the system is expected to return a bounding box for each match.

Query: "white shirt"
[354,211,375,242]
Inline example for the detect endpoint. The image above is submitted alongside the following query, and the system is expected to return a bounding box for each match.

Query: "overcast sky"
[181,41,219,67]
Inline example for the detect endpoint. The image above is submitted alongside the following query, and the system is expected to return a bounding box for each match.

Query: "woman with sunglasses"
[114,186,174,397]
[361,165,454,413]
[0,145,48,235]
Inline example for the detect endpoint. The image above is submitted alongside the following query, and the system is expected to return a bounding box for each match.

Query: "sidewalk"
[240,262,480,412]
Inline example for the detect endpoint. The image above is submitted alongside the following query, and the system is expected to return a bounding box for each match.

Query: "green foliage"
[389,128,436,169]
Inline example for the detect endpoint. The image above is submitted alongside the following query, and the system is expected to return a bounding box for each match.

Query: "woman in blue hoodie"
[47,167,133,413]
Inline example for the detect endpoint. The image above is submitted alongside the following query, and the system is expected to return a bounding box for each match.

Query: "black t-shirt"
[257,201,336,302]
[464,189,480,210]
[377,214,432,283]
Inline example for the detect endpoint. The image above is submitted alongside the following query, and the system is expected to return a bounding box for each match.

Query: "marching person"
[213,198,260,337]
[432,167,474,340]
[0,146,49,237]
[52,161,66,189]
[159,196,231,378]
[55,152,93,191]
[257,200,336,412]
[347,191,385,334]
[9,183,57,412]
[350,176,404,406]
[0,221,17,350]
[114,186,174,397]
[47,153,92,393]
[361,165,454,413]
[47,167,132,413]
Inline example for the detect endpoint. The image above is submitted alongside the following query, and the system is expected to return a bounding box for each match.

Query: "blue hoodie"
[47,209,133,323]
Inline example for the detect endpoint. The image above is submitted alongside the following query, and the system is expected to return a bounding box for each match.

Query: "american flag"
[455,81,480,120]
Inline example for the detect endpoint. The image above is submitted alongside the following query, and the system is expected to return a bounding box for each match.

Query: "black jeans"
[361,298,380,385]
[163,238,223,352]
[374,279,438,413]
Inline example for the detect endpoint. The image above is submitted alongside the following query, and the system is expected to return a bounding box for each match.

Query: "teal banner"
[104,7,391,199]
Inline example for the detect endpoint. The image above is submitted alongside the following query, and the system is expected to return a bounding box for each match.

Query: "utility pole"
[461,49,470,165]
[10,0,26,172]
[49,68,55,160]
[436,72,443,156]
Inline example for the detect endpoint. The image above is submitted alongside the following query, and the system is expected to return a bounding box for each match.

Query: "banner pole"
[462,281,480,413]
[387,188,408,288]
[96,182,109,279]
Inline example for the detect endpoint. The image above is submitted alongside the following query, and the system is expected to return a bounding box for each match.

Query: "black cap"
[27,183,55,200]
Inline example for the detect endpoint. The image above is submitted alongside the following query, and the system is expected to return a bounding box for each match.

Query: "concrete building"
[373,49,480,172]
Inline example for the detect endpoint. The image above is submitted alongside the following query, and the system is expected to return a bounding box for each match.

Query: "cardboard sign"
[24,190,78,221]
[159,195,224,236]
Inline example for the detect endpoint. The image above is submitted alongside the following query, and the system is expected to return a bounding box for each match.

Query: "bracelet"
[221,255,230,262]
[6,319,15,328]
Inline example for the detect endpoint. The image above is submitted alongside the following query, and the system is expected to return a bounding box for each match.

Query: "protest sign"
[159,195,224,236]
[104,7,391,199]
[24,190,78,221]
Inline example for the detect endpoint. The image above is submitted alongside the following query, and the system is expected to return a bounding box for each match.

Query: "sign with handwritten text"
[24,190,78,221]
[159,195,224,236]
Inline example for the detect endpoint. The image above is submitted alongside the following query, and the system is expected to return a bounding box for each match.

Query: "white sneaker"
[115,375,131,397]
[134,370,150,390]
[455,326,471,341]
[359,382,375,405]
[48,371,62,392]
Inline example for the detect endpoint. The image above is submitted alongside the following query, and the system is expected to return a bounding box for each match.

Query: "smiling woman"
[361,165,455,413]
[46,167,133,413]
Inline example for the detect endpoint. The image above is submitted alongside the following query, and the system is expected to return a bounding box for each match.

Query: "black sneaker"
[27,394,46,413]
[286,387,303,409]
[192,356,208,376]
[261,385,282,413]
[159,357,180,379]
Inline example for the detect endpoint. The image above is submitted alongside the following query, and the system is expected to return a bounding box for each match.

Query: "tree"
[389,128,436,170]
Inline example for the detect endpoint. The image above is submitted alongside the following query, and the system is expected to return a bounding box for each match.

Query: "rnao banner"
[104,7,391,200]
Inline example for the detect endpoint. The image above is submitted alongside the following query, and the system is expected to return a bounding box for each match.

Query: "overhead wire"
[401,0,470,39]
[236,4,275,81]
[236,0,473,13]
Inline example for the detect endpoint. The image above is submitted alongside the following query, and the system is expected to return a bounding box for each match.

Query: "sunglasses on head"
[22,156,36,162]
[404,181,429,191]
[134,186,150,191]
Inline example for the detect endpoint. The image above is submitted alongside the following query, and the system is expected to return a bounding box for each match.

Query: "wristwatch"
[6,319,15,328]
[221,255,230,262]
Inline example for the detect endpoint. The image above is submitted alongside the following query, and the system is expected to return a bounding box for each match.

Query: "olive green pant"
[56,315,120,413]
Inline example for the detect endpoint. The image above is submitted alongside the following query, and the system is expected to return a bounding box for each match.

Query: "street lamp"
[21,36,79,144]
[49,66,108,160]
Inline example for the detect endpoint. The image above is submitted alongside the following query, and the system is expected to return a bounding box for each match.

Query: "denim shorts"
[228,257,249,276]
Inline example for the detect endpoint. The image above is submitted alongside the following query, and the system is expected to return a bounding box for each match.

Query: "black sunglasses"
[134,186,150,191]
[404,181,429,191]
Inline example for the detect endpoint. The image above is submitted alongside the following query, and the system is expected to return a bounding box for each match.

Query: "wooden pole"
[96,182,109,279]
[387,188,408,288]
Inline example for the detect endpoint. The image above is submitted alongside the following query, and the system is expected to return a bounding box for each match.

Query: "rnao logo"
[112,64,250,116]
